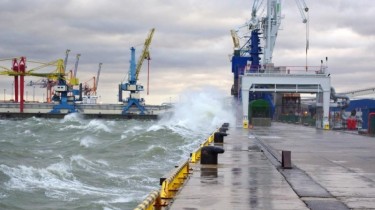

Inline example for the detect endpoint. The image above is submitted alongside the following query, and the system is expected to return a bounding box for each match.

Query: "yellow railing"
[133,129,217,210]
[190,131,215,163]
[160,159,190,200]
[133,190,160,210]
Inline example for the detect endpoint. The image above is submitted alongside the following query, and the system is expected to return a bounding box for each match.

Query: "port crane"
[231,0,309,97]
[26,50,81,104]
[119,28,155,114]
[83,63,102,97]
[0,57,67,112]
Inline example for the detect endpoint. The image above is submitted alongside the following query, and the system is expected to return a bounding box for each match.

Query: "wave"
[157,86,235,137]
[60,113,84,123]
[79,136,98,148]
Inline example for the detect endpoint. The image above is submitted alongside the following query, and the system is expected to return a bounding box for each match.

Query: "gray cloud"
[0,0,374,104]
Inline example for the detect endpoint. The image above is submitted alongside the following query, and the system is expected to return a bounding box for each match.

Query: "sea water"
[0,89,235,210]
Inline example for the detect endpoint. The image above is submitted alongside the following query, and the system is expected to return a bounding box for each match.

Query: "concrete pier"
[169,122,375,209]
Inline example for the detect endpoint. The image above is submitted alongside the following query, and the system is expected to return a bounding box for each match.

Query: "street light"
[3,89,5,101]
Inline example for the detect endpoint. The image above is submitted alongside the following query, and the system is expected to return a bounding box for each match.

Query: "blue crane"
[119,28,155,115]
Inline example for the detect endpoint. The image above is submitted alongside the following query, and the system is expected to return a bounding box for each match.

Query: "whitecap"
[96,159,109,167]
[60,113,84,123]
[87,120,111,132]
[80,136,97,148]
[147,124,163,132]
[46,162,73,179]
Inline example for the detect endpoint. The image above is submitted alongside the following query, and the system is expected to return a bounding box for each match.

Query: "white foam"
[159,86,235,137]
[87,120,111,132]
[96,159,109,167]
[70,155,109,175]
[147,124,163,132]
[0,163,126,198]
[46,162,74,179]
[80,136,97,148]
[145,144,167,153]
[60,113,84,123]
[0,164,76,192]
[45,190,78,202]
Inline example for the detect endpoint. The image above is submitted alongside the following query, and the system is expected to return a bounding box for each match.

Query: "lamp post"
[3,89,5,101]
[33,86,35,102]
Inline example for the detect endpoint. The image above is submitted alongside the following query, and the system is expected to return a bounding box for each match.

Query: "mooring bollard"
[214,132,227,143]
[282,150,292,169]
[201,146,225,164]
[222,123,229,128]
[219,127,228,133]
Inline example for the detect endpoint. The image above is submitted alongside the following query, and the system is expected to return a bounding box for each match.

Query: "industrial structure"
[230,0,350,129]
[119,28,155,114]
[0,28,169,118]
[82,63,102,104]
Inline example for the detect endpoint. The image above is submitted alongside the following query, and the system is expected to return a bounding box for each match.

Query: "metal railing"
[160,159,190,200]
[190,132,215,163]
[244,65,327,76]
[133,130,217,210]
[133,190,161,210]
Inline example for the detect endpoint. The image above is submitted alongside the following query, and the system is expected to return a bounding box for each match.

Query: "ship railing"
[244,65,327,76]
[133,129,217,210]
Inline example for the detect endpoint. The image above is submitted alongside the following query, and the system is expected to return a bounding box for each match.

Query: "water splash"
[159,86,235,135]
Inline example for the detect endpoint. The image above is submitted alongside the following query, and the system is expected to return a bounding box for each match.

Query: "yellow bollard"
[243,120,248,129]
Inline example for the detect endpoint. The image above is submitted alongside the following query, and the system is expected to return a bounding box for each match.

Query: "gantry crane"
[26,50,81,104]
[0,57,67,112]
[50,51,83,113]
[247,0,309,65]
[231,0,309,96]
[83,63,102,96]
[119,28,155,114]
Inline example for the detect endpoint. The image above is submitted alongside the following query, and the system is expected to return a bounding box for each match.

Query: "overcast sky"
[0,0,374,104]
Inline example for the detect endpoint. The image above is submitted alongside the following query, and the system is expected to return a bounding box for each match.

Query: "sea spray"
[0,88,236,209]
[159,86,235,134]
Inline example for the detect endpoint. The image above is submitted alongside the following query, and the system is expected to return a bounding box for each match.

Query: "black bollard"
[222,123,229,128]
[219,127,228,133]
[214,132,228,143]
[201,146,225,164]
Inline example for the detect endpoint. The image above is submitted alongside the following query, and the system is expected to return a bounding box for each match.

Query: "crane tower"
[119,28,155,114]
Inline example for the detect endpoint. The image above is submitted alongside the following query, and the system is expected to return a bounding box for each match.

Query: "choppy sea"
[0,90,235,210]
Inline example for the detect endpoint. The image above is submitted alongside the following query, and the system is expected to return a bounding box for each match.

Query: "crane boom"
[95,63,102,92]
[230,30,240,49]
[63,49,70,71]
[295,0,309,23]
[73,54,81,77]
[135,28,155,80]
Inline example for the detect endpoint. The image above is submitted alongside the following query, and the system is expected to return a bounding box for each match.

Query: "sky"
[0,0,374,105]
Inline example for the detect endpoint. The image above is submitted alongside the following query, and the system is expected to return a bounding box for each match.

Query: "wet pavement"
[251,123,375,209]
[169,123,375,209]
[169,125,308,210]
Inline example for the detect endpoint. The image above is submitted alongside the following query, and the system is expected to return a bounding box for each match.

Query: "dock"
[0,102,171,119]
[168,123,375,210]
